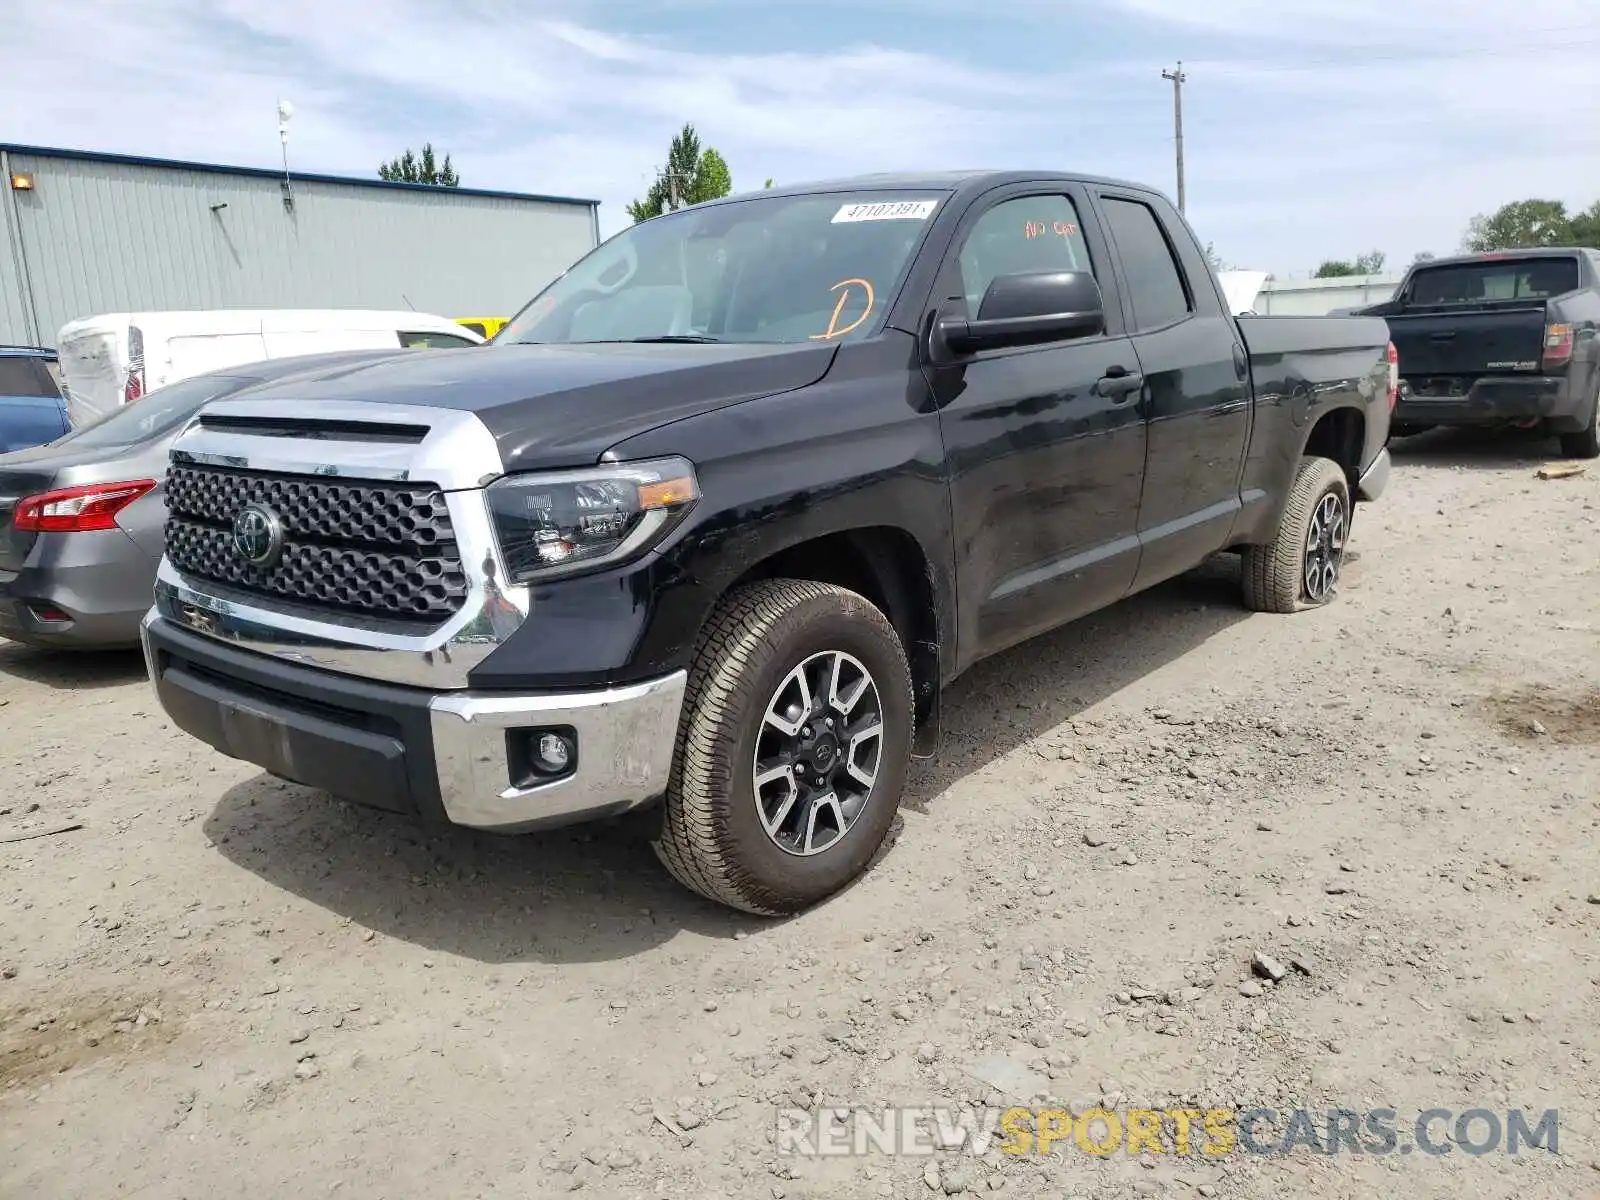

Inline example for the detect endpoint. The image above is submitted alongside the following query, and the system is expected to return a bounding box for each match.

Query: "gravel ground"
[3,429,1598,1200]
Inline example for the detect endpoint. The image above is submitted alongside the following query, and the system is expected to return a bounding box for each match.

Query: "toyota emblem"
[232,504,285,568]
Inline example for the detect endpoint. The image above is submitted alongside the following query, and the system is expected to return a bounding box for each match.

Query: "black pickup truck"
[138,171,1394,915]
[1361,248,1600,457]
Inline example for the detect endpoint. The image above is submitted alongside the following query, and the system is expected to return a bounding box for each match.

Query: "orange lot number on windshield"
[810,277,876,341]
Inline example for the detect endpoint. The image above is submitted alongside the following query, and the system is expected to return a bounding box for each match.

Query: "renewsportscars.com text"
[774,1105,1560,1158]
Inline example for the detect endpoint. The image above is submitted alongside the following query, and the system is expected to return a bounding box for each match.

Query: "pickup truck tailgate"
[1387,308,1548,377]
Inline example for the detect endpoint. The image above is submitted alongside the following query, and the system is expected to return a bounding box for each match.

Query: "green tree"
[1201,241,1227,272]
[378,143,459,187]
[1569,200,1600,249]
[697,148,731,204]
[764,177,774,189]
[626,124,735,222]
[1411,251,1436,266]
[1313,250,1386,278]
[1461,199,1570,251]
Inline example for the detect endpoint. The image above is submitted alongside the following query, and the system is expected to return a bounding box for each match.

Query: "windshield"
[1407,257,1579,306]
[499,191,945,346]
[55,374,251,450]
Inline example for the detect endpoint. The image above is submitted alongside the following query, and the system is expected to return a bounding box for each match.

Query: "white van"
[55,309,484,427]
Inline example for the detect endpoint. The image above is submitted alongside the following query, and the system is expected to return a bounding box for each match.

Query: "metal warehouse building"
[0,143,601,347]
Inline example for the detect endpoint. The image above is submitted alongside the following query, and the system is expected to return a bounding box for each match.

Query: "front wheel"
[1241,456,1352,614]
[652,579,913,915]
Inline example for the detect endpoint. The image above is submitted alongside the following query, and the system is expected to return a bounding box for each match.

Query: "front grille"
[164,463,469,621]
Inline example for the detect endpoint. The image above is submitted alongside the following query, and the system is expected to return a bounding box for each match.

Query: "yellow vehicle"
[454,317,508,340]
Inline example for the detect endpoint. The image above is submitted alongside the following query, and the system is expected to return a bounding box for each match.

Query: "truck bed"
[1357,250,1600,441]
[1361,251,1589,388]
[1235,313,1393,407]
[1235,312,1392,364]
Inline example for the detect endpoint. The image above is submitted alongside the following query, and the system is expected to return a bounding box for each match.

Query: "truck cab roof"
[1404,247,1597,271]
[706,169,1171,207]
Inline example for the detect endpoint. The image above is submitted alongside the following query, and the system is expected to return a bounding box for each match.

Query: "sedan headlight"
[485,456,701,583]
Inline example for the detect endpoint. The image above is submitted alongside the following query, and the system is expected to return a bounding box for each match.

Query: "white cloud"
[1113,0,1589,43]
[3,0,1598,277]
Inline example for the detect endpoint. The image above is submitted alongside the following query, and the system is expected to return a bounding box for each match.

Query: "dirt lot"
[3,429,1598,1200]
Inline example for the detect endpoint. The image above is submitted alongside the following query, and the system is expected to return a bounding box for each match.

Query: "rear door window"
[1100,197,1192,332]
[0,356,62,398]
[1407,258,1579,305]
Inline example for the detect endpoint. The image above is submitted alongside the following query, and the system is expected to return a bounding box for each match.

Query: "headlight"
[485,456,701,583]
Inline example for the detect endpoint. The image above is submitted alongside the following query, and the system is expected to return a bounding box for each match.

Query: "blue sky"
[7,0,1599,278]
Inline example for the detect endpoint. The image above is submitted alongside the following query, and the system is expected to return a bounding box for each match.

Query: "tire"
[1558,384,1600,459]
[1241,456,1352,614]
[651,579,914,916]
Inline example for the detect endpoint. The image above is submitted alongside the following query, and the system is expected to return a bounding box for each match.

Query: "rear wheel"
[652,579,913,915]
[1241,456,1351,614]
[1558,383,1599,459]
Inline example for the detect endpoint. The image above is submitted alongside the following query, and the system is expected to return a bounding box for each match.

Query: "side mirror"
[938,270,1105,355]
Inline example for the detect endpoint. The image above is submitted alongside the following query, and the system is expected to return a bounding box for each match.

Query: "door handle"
[1095,370,1144,402]
[1429,331,1456,340]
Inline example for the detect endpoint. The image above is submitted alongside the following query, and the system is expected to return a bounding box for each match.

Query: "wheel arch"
[719,525,943,751]
[1300,404,1366,491]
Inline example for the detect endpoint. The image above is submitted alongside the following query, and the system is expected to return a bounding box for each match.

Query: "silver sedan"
[0,350,406,650]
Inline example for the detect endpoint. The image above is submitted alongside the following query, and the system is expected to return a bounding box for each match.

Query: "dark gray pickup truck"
[138,170,1395,915]
[1362,248,1600,457]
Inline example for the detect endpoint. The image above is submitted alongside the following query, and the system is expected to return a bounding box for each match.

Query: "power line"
[1188,33,1600,76]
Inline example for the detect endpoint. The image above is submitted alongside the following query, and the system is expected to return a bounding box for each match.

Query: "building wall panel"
[0,150,597,344]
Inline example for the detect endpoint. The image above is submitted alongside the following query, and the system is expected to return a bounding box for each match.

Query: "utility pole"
[1161,62,1187,212]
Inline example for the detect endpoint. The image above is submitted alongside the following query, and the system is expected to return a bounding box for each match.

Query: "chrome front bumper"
[427,671,687,831]
[141,610,687,833]
[143,399,690,832]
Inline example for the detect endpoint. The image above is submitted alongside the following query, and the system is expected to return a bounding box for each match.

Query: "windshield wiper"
[626,334,721,344]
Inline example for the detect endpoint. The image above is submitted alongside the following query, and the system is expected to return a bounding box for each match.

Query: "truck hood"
[222,341,840,472]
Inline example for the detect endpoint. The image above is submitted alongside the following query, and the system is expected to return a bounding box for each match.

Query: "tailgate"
[1387,308,1548,377]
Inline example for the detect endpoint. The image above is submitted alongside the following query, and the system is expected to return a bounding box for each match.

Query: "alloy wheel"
[752,650,884,857]
[1303,490,1347,602]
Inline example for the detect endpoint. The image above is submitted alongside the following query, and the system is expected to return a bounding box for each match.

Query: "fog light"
[536,732,572,773]
[507,726,578,789]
